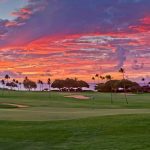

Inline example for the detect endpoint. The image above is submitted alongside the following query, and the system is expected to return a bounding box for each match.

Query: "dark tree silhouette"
[15,80,19,90]
[95,74,99,83]
[51,79,64,91]
[100,76,105,83]
[92,77,95,84]
[23,77,37,91]
[19,82,22,91]
[1,79,5,88]
[141,78,145,86]
[5,74,10,84]
[47,78,51,91]
[1,79,5,95]
[105,75,113,104]
[119,68,128,104]
[51,78,89,91]
[38,80,43,91]
[6,82,18,90]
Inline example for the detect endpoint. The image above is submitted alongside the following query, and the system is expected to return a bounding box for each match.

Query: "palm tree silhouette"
[95,74,99,83]
[119,68,128,104]
[47,78,51,91]
[41,80,43,91]
[105,75,113,104]
[141,78,145,86]
[1,79,5,87]
[19,82,22,91]
[38,80,43,91]
[141,78,146,93]
[1,79,5,95]
[15,80,19,91]
[12,79,16,90]
[5,74,10,91]
[5,74,10,84]
[38,80,42,91]
[100,76,105,83]
[92,77,95,85]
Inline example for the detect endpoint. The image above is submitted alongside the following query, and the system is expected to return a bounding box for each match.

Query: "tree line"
[0,75,89,92]
[92,68,150,104]
[51,78,89,92]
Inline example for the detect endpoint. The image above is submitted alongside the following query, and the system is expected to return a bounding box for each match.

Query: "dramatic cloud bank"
[0,0,149,81]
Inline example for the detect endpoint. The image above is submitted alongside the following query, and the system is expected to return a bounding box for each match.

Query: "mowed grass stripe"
[0,108,150,121]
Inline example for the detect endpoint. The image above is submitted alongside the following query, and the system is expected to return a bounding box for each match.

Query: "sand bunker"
[1,103,28,108]
[65,95,90,100]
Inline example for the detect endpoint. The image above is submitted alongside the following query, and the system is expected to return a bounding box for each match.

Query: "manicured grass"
[0,91,150,109]
[0,90,149,149]
[0,91,150,121]
[0,114,150,150]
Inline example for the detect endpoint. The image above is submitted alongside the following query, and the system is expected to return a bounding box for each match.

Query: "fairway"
[0,91,150,121]
[0,91,150,149]
[0,91,150,120]
[0,107,150,121]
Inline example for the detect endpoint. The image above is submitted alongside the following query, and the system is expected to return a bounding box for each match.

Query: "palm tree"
[47,78,51,91]
[141,78,145,86]
[105,75,113,104]
[4,74,10,91]
[15,80,19,91]
[1,79,5,95]
[1,79,5,88]
[23,77,37,91]
[38,80,43,91]
[141,77,146,93]
[119,68,128,104]
[19,82,22,91]
[41,80,43,91]
[95,74,99,83]
[12,79,16,90]
[100,76,105,83]
[38,80,42,91]
[5,74,10,84]
[92,77,96,85]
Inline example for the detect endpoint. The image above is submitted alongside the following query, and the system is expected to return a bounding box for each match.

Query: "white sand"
[65,95,90,100]
[1,103,28,108]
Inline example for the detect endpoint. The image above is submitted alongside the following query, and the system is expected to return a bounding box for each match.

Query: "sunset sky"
[0,0,149,82]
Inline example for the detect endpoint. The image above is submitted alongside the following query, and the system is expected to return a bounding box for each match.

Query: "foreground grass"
[0,91,150,149]
[0,114,150,150]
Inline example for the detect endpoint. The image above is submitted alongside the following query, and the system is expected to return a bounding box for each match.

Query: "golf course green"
[0,91,150,149]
